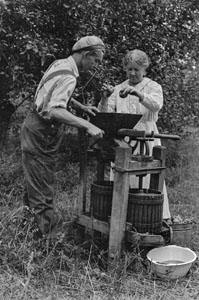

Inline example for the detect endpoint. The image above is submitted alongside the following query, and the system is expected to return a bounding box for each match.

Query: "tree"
[0,0,199,136]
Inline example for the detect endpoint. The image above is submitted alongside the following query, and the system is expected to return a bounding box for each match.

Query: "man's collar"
[68,56,79,77]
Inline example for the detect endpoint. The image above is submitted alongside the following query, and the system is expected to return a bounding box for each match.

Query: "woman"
[97,49,170,219]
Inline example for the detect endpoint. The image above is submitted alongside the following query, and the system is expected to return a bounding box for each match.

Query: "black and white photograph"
[0,0,199,299]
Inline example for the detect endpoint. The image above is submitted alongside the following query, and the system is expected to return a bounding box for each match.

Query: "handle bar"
[117,129,180,140]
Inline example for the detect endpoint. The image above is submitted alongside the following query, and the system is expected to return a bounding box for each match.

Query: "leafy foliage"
[0,0,199,135]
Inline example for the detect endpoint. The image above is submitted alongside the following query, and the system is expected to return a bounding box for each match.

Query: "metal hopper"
[89,112,142,136]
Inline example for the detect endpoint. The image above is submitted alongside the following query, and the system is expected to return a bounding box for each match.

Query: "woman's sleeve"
[141,81,163,112]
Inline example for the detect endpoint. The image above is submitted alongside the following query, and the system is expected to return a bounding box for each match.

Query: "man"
[21,36,105,236]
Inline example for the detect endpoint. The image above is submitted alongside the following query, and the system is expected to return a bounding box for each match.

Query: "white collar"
[67,56,79,77]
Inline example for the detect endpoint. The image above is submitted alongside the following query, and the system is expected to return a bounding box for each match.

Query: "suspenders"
[40,69,76,88]
[34,68,76,104]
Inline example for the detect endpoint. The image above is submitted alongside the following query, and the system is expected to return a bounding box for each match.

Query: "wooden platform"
[76,213,168,248]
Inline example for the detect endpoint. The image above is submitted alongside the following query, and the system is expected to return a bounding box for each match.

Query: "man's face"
[81,51,104,72]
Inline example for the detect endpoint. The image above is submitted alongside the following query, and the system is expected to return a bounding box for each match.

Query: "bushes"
[0,0,199,138]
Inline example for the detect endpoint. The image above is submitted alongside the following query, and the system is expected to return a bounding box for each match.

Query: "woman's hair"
[122,49,150,69]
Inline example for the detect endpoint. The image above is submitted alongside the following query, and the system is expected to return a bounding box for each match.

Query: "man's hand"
[83,105,100,116]
[86,123,104,142]
[70,98,100,116]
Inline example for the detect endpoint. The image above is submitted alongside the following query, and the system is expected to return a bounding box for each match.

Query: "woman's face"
[81,50,104,72]
[124,61,146,85]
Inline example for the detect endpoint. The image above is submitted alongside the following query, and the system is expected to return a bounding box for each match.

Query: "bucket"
[171,223,192,247]
[90,181,113,221]
[127,189,164,234]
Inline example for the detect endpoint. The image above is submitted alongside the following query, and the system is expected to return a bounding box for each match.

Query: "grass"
[0,128,199,300]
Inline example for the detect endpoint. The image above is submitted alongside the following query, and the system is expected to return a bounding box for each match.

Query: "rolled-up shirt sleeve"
[48,75,77,110]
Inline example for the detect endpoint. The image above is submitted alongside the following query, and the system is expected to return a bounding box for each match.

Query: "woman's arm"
[120,81,163,112]
[141,81,163,112]
[98,83,116,112]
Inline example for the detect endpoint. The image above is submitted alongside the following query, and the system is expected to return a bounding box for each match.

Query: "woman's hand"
[120,86,144,102]
[101,83,115,99]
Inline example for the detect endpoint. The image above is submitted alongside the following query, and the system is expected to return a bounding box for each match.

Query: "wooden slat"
[77,129,88,215]
[128,159,162,173]
[126,231,165,246]
[76,214,109,234]
[96,161,105,181]
[76,215,165,246]
[150,146,166,192]
[108,146,132,271]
